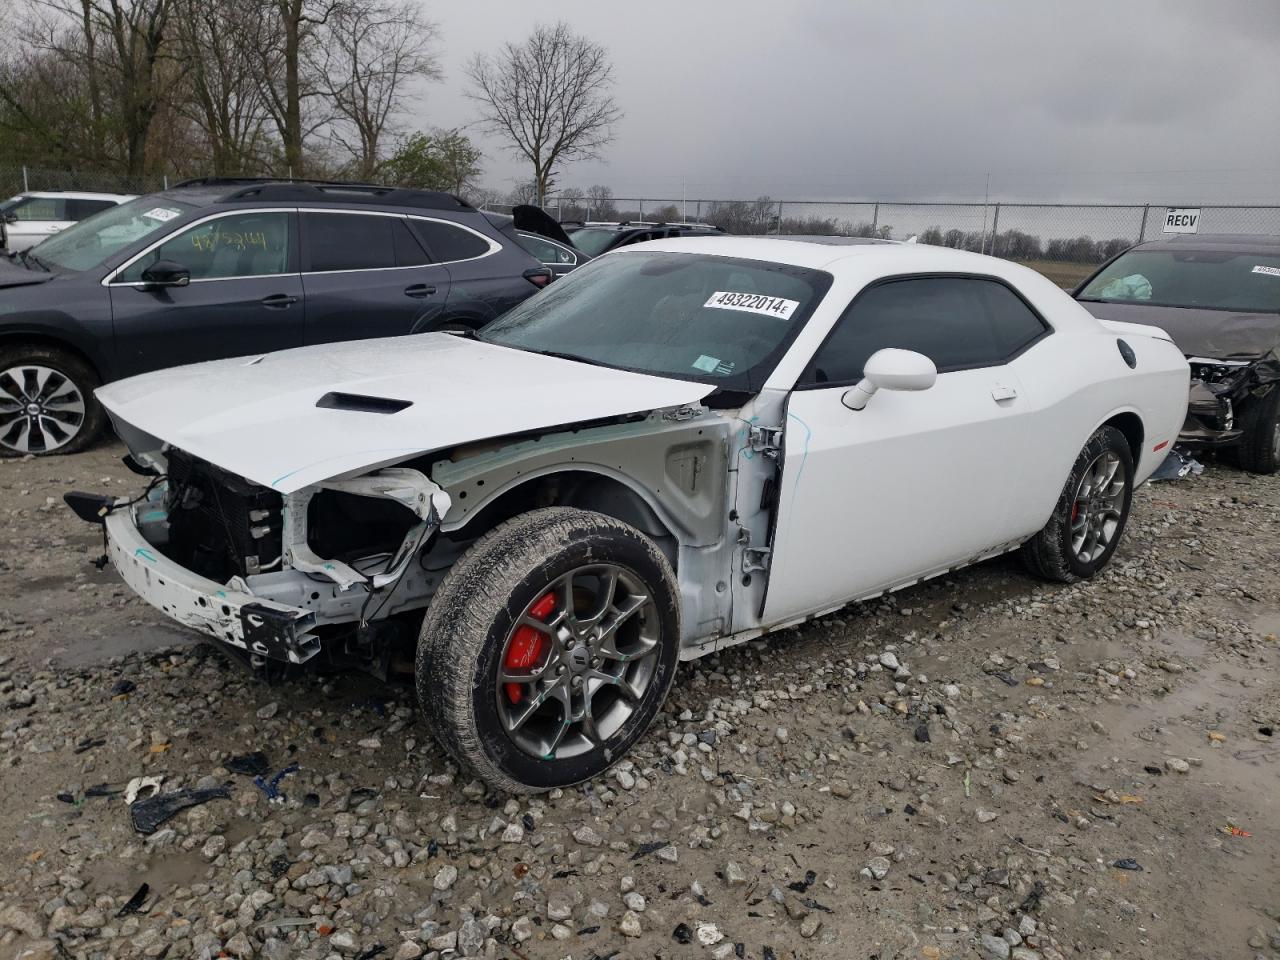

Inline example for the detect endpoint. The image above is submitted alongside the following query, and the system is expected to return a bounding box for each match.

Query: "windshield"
[31,196,193,272]
[480,250,832,391]
[566,227,620,257]
[1079,249,1280,313]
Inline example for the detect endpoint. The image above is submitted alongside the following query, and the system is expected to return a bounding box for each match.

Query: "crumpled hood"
[97,334,713,493]
[0,256,57,290]
[1081,301,1280,361]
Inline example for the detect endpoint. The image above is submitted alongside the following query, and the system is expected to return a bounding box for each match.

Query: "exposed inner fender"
[438,466,683,566]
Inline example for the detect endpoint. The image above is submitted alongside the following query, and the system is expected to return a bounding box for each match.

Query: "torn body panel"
[430,408,743,650]
[105,461,453,665]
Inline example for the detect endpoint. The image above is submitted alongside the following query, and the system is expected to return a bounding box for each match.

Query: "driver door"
[762,275,1049,624]
[108,210,304,377]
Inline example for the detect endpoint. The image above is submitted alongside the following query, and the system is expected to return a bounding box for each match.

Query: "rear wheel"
[1235,387,1280,475]
[417,507,680,793]
[0,345,104,456]
[1021,425,1134,583]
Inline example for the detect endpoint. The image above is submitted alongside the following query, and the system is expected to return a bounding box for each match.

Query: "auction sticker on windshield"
[704,291,799,320]
[143,207,181,222]
[1252,265,1280,278]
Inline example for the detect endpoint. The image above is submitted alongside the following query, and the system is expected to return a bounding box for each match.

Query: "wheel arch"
[1097,409,1144,466]
[0,329,106,383]
[440,465,685,569]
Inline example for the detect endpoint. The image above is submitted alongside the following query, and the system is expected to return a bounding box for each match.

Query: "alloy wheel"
[1069,450,1127,563]
[0,364,87,454]
[495,563,661,761]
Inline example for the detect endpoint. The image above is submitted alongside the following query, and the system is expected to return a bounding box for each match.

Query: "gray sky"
[414,0,1280,203]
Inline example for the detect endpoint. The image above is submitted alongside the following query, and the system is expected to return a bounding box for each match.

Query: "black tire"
[1021,425,1134,583]
[0,343,105,457]
[417,507,681,793]
[1235,387,1280,475]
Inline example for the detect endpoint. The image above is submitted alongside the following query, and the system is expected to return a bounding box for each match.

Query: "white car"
[70,236,1189,792]
[2,191,134,253]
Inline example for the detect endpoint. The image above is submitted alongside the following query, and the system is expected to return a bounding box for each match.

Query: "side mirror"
[139,259,190,288]
[841,348,937,410]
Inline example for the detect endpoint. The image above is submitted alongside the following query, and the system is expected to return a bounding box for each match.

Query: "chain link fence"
[1,164,169,200]
[545,197,1280,287]
[7,164,1280,288]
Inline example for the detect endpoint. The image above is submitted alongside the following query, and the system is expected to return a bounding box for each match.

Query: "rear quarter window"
[411,220,493,262]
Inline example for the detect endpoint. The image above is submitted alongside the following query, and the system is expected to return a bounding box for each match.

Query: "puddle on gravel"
[83,847,211,898]
[49,623,195,668]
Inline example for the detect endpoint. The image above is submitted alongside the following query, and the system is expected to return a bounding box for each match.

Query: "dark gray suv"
[0,178,553,455]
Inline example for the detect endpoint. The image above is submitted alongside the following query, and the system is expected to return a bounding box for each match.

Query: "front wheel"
[1235,387,1280,475]
[0,344,105,456]
[417,507,680,793]
[1021,425,1134,583]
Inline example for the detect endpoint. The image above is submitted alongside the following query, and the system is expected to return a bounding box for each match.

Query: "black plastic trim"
[316,392,413,414]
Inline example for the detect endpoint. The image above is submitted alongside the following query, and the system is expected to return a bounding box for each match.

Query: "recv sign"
[1163,207,1200,233]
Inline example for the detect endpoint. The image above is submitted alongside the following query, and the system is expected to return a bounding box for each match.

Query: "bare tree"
[318,0,441,179]
[172,0,269,174]
[466,22,621,204]
[506,180,539,206]
[584,184,617,220]
[3,0,175,175]
[251,0,340,176]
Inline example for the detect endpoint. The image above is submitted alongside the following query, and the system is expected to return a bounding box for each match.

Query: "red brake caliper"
[504,592,556,704]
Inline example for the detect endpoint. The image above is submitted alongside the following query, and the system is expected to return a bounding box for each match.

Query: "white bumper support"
[105,503,320,663]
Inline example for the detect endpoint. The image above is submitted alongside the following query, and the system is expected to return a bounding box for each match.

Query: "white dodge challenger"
[67,236,1189,792]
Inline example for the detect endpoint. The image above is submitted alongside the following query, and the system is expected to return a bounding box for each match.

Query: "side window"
[117,211,291,282]
[306,213,397,271]
[517,233,574,264]
[67,199,116,220]
[801,277,1047,386]
[393,218,431,266]
[12,197,67,221]
[411,219,492,262]
[980,280,1047,356]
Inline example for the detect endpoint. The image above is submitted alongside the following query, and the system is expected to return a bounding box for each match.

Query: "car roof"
[772,235,894,246]
[616,234,1041,275]
[141,179,473,214]
[1135,233,1280,254]
[20,191,134,201]
[567,221,722,233]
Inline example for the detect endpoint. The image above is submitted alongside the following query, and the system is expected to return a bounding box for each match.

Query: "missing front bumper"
[104,504,321,663]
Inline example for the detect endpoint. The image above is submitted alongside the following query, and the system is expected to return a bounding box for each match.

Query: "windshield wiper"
[19,249,50,272]
[530,348,609,368]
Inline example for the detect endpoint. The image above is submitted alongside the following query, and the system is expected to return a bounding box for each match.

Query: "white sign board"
[1163,207,1200,234]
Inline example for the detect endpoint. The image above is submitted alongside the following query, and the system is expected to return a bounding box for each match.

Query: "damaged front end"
[74,449,451,670]
[1180,354,1280,448]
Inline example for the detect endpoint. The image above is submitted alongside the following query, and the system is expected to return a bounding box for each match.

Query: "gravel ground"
[1,440,1279,960]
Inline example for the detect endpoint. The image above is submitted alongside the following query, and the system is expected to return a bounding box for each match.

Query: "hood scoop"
[316,392,413,414]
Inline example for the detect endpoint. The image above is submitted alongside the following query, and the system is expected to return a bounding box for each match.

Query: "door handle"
[404,283,437,298]
[261,294,298,308]
[991,384,1018,402]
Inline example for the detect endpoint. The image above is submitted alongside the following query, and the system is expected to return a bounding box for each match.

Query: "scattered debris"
[253,762,300,801]
[1150,447,1204,481]
[1112,858,1144,871]
[629,840,669,860]
[109,678,136,697]
[115,883,150,917]
[123,776,164,805]
[226,751,271,776]
[129,786,231,835]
